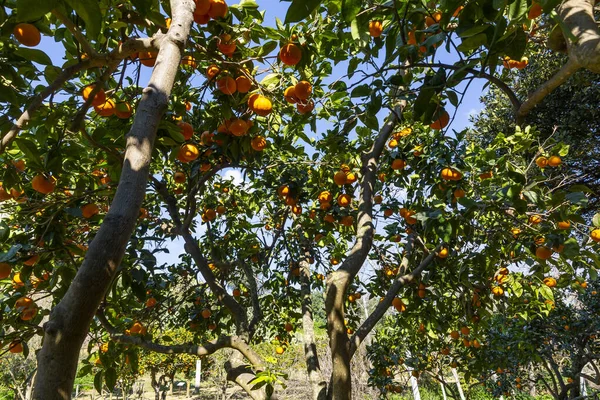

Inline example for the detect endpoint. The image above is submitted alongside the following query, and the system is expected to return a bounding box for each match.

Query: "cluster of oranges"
[192,0,228,24]
[284,80,315,114]
[82,85,133,119]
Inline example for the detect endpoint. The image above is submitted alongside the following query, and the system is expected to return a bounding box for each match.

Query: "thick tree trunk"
[31,1,195,399]
[300,250,327,400]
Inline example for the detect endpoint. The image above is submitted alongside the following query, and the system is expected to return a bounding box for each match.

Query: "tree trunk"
[31,1,195,399]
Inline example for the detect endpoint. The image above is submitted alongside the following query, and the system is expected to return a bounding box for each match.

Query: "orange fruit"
[174,172,186,183]
[115,101,133,119]
[82,204,100,218]
[279,43,302,66]
[479,171,493,180]
[13,23,41,47]
[340,215,353,226]
[9,340,23,354]
[229,119,248,136]
[130,321,145,334]
[139,51,158,67]
[217,34,236,57]
[547,156,562,167]
[236,76,252,93]
[557,220,571,230]
[318,191,333,203]
[201,308,212,318]
[374,195,383,204]
[294,81,313,101]
[297,100,315,114]
[536,246,553,260]
[535,156,548,167]
[12,159,26,172]
[178,144,200,163]
[425,11,442,27]
[216,205,226,214]
[180,55,197,68]
[194,11,210,24]
[492,286,504,296]
[392,298,406,312]
[529,214,543,224]
[94,99,117,117]
[334,171,347,185]
[453,188,465,198]
[0,262,11,279]
[284,86,299,104]
[208,0,228,19]
[82,85,107,107]
[206,65,220,80]
[217,76,237,95]
[440,167,462,181]
[252,95,273,117]
[285,322,293,332]
[275,346,285,355]
[32,175,56,194]
[591,229,600,243]
[251,136,267,151]
[391,159,407,170]
[145,297,157,308]
[450,330,460,339]
[369,20,383,37]
[543,277,557,287]
[337,194,351,207]
[196,0,211,15]
[430,110,450,130]
[437,247,449,259]
[528,2,542,19]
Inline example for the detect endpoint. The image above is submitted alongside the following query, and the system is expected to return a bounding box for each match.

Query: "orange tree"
[0,0,599,399]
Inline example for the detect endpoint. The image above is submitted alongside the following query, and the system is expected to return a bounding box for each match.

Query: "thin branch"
[52,8,96,58]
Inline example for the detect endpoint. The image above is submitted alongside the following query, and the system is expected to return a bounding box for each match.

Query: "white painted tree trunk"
[195,359,201,392]
[451,368,466,400]
[440,381,447,400]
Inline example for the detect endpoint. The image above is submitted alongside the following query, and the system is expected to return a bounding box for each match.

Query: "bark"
[325,98,405,400]
[31,1,195,399]
[517,0,600,121]
[300,249,327,400]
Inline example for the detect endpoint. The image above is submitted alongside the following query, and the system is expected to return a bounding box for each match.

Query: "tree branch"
[52,8,96,58]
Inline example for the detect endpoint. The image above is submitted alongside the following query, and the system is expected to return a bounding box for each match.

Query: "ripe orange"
[479,171,493,180]
[229,119,248,136]
[437,247,449,259]
[440,167,462,181]
[430,110,450,130]
[285,322,293,332]
[13,23,41,47]
[284,86,299,104]
[194,11,210,24]
[543,277,557,287]
[391,159,407,170]
[115,101,133,119]
[277,185,290,197]
[208,0,228,19]
[178,144,200,163]
[9,340,23,354]
[529,214,542,224]
[12,159,26,172]
[201,308,212,318]
[82,204,100,219]
[174,172,186,183]
[557,220,571,230]
[216,205,226,214]
[460,326,470,335]
[0,262,11,279]
[374,195,383,204]
[369,20,383,37]
[453,188,465,198]
[180,55,197,68]
[528,2,542,19]
[536,246,553,260]
[337,194,351,207]
[139,51,158,67]
[294,81,312,101]
[392,298,406,312]
[297,100,315,114]
[450,330,460,339]
[251,136,267,151]
[217,76,237,95]
[32,175,56,195]
[196,0,211,15]
[535,156,548,167]
[591,229,600,243]
[275,346,285,355]
[340,215,353,226]
[145,297,157,308]
[206,65,220,80]
[279,43,302,66]
[334,171,347,185]
[425,11,442,27]
[252,95,273,117]
[318,191,333,203]
[236,76,252,93]
[94,99,117,117]
[492,286,504,296]
[547,156,562,167]
[217,34,236,57]
[82,85,107,107]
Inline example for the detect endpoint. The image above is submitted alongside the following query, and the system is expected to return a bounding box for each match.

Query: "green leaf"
[94,371,103,394]
[16,0,59,21]
[15,138,42,166]
[0,245,22,263]
[592,213,600,228]
[342,0,362,23]
[539,285,554,301]
[14,48,53,65]
[257,41,277,57]
[507,0,528,20]
[105,367,117,390]
[64,0,102,39]
[457,33,488,53]
[285,0,322,24]
[351,84,370,98]
[0,222,9,242]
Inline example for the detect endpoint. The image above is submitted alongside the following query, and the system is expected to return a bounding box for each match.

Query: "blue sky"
[32,1,486,266]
